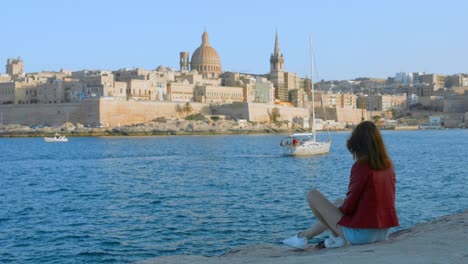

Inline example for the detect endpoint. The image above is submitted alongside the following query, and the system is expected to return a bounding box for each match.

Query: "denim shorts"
[342,227,390,245]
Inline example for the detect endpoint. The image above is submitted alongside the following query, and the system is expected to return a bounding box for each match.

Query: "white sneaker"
[283,233,307,250]
[324,234,346,248]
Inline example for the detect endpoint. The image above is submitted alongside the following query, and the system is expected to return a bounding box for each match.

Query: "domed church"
[185,31,222,77]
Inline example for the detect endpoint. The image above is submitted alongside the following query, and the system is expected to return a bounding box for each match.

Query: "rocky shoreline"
[138,210,468,264]
[0,119,311,138]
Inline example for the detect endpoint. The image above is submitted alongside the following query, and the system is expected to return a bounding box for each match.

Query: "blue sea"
[0,130,467,263]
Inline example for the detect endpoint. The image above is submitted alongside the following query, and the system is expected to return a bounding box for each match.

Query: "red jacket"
[338,161,399,228]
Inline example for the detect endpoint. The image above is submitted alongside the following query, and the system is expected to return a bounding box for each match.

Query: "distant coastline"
[12,117,468,138]
[0,119,315,138]
[1,119,451,138]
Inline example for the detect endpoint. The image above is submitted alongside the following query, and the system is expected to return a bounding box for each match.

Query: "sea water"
[0,130,467,263]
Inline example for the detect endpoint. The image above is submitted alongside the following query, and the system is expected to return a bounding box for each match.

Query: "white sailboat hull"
[44,136,68,142]
[279,35,332,157]
[282,140,331,156]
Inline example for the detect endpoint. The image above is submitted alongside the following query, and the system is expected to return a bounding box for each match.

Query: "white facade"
[407,93,419,106]
[395,72,413,84]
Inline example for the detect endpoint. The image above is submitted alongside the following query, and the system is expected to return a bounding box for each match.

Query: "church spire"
[274,30,281,56]
[270,30,286,101]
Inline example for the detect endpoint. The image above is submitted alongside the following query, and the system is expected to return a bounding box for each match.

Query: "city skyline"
[1,0,467,81]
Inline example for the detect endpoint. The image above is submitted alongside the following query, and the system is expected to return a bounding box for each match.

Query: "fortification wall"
[336,108,366,125]
[248,103,310,123]
[0,99,372,128]
[98,99,211,127]
[213,103,310,122]
[0,99,99,126]
[211,102,250,120]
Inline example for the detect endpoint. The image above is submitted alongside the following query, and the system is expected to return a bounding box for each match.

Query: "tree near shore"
[270,107,281,123]
[175,104,184,118]
[182,102,193,117]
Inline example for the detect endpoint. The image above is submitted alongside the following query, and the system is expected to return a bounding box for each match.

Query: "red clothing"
[338,161,399,228]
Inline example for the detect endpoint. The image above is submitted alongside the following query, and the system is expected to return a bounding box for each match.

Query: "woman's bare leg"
[299,189,344,239]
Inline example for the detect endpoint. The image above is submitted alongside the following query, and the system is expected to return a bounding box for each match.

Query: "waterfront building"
[418,74,446,96]
[71,70,114,98]
[289,88,307,108]
[254,77,275,104]
[220,72,274,104]
[194,85,244,104]
[0,82,22,104]
[443,94,468,113]
[341,93,357,109]
[285,72,301,93]
[316,92,356,109]
[167,81,195,102]
[367,94,407,111]
[318,92,338,108]
[447,73,468,88]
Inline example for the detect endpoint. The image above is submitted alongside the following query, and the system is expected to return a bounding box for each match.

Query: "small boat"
[44,133,68,142]
[280,35,331,156]
[280,133,331,156]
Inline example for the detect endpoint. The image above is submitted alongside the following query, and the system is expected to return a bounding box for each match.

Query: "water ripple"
[0,130,467,263]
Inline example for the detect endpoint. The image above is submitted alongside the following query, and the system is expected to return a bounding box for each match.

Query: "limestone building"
[194,85,244,104]
[418,74,446,96]
[270,32,286,101]
[6,58,24,79]
[189,31,222,77]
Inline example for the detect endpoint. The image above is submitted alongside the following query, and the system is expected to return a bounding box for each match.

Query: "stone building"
[418,74,446,96]
[194,85,244,104]
[443,95,468,113]
[317,92,357,109]
[71,70,114,98]
[6,58,24,79]
[447,73,468,88]
[269,31,286,102]
[254,77,275,104]
[167,81,195,102]
[189,31,222,78]
[289,89,307,108]
[366,94,406,111]
[220,72,275,104]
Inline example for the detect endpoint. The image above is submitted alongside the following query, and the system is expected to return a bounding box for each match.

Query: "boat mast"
[310,34,316,141]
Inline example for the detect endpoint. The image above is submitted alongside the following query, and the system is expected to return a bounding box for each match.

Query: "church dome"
[190,31,222,76]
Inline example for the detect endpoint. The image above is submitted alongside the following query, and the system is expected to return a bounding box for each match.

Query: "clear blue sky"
[1,0,467,80]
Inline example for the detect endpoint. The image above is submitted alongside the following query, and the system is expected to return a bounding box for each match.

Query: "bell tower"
[270,31,287,101]
[6,57,24,79]
[180,52,189,71]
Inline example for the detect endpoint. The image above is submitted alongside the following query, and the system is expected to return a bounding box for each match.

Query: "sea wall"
[0,99,410,128]
[214,102,311,123]
[98,99,210,127]
[0,99,99,126]
[336,108,366,124]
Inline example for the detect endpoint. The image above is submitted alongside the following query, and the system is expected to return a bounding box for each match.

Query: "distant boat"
[419,123,444,130]
[280,35,331,156]
[419,116,444,130]
[44,133,68,142]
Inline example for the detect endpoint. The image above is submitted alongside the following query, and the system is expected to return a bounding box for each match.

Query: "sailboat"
[280,35,331,156]
[44,133,68,142]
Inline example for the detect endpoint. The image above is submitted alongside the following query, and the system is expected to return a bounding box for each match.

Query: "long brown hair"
[346,121,392,170]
